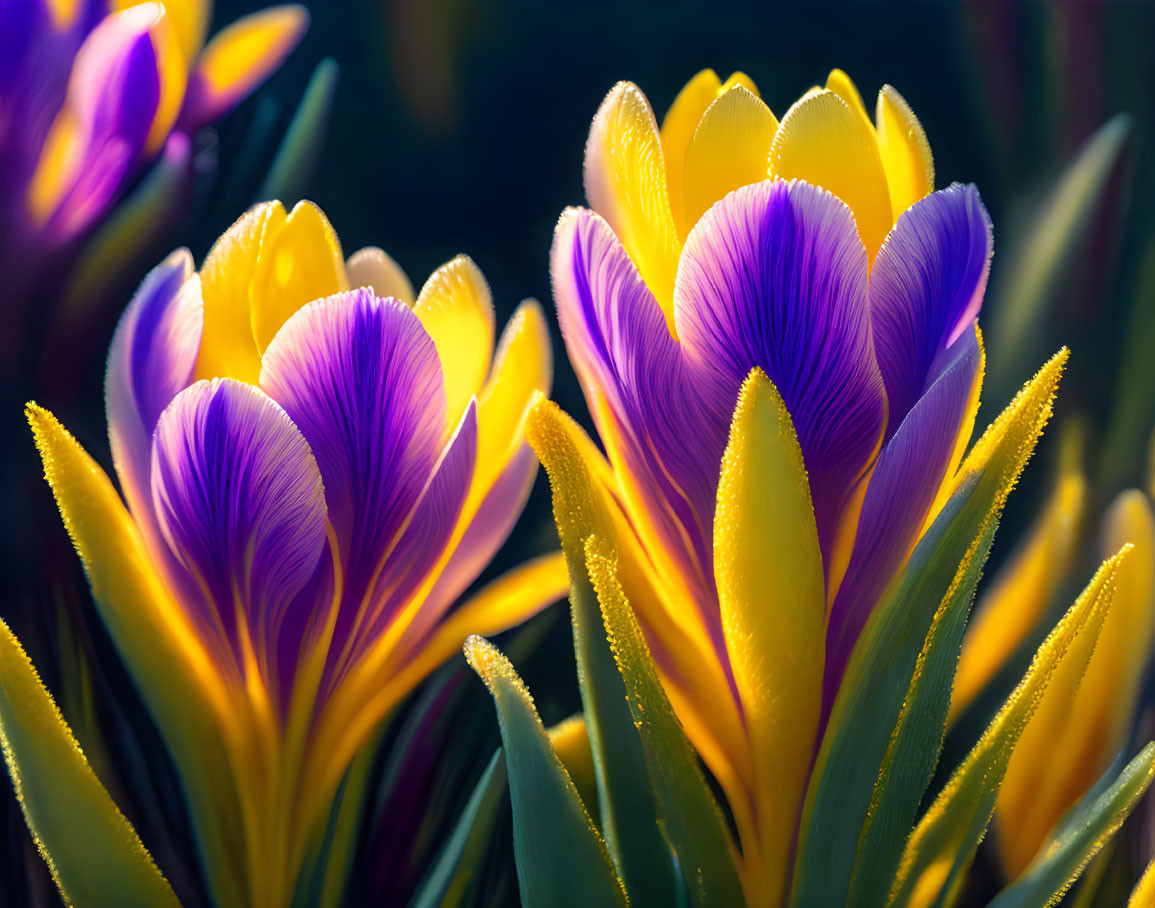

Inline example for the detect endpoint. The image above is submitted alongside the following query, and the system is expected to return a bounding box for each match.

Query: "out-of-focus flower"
[0,0,307,307]
[11,200,564,906]
[467,71,1154,908]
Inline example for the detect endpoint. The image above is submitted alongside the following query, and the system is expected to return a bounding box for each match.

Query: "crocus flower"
[0,0,307,310]
[549,72,996,903]
[22,200,564,906]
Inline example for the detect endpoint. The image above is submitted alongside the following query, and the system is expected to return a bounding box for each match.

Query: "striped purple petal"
[106,248,203,540]
[259,289,448,658]
[150,378,328,690]
[553,206,720,612]
[675,179,887,560]
[824,327,982,709]
[870,183,993,438]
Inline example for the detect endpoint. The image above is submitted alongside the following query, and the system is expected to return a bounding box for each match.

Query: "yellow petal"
[250,199,348,355]
[345,245,415,305]
[1130,853,1155,907]
[681,86,778,230]
[414,255,496,429]
[995,547,1131,877]
[660,69,722,237]
[769,88,893,260]
[714,369,824,907]
[475,300,552,501]
[875,84,934,218]
[720,71,759,95]
[825,68,870,124]
[951,455,1085,720]
[584,82,682,331]
[195,201,284,384]
[191,5,308,122]
[547,715,598,819]
[0,618,180,907]
[114,0,208,61]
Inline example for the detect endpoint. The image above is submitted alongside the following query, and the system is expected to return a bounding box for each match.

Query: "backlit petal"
[676,179,886,563]
[714,370,824,907]
[584,82,681,330]
[769,88,893,259]
[875,84,934,217]
[659,69,723,238]
[681,85,777,230]
[345,245,414,304]
[870,183,992,436]
[414,255,495,429]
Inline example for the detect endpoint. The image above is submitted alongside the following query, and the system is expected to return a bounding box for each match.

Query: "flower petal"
[179,5,308,129]
[875,84,934,217]
[681,85,778,230]
[250,199,348,355]
[553,205,719,605]
[870,183,993,437]
[345,245,414,304]
[826,330,982,701]
[769,88,893,259]
[151,378,328,691]
[194,201,283,384]
[414,254,495,429]
[259,289,446,606]
[584,81,681,330]
[675,179,886,563]
[106,248,203,537]
[714,370,825,906]
[659,68,723,238]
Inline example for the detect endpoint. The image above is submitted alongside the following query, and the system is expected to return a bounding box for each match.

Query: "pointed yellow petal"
[996,547,1132,877]
[547,715,598,817]
[251,199,347,355]
[475,299,551,499]
[195,201,284,383]
[681,86,778,230]
[875,84,934,217]
[951,456,1085,720]
[345,245,415,305]
[115,0,208,62]
[769,88,893,259]
[0,619,180,907]
[714,369,824,906]
[720,71,759,95]
[415,255,496,429]
[894,550,1121,906]
[660,69,723,238]
[584,82,681,331]
[144,9,188,155]
[825,68,870,124]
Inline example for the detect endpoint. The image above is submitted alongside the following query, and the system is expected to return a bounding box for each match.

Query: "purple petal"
[824,328,982,708]
[151,379,328,687]
[553,206,720,613]
[259,288,447,612]
[106,248,203,537]
[39,5,163,242]
[870,183,993,438]
[421,442,538,625]
[675,179,887,558]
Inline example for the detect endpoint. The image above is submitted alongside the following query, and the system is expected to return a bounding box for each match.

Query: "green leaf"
[410,749,508,908]
[259,58,339,205]
[846,516,999,908]
[988,743,1155,908]
[888,553,1122,908]
[989,115,1131,391]
[586,537,745,908]
[464,635,626,907]
[0,618,181,907]
[528,398,679,905]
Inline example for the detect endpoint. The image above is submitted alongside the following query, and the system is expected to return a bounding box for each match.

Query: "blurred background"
[5,0,1155,904]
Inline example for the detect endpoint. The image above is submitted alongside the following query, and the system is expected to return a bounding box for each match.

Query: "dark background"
[5,0,1155,904]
